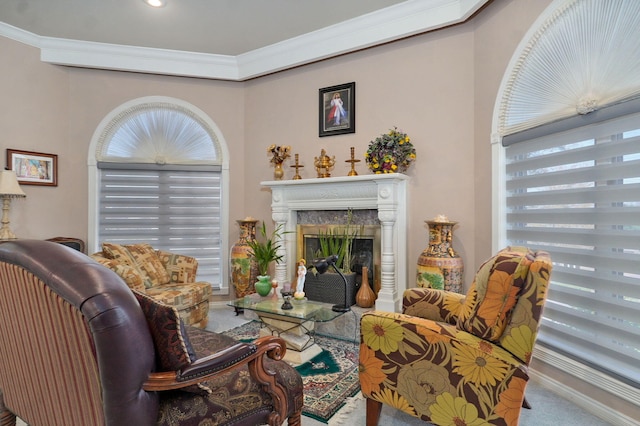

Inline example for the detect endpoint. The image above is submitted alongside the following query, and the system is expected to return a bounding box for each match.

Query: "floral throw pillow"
[133,290,210,395]
[457,247,532,342]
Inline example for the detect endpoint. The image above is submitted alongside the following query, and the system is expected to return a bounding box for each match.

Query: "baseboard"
[531,346,640,426]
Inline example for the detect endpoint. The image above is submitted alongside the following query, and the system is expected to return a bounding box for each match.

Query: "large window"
[503,111,640,386]
[89,98,229,293]
[98,165,222,288]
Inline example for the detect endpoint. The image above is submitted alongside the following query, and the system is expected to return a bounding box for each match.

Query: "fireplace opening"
[296,224,381,292]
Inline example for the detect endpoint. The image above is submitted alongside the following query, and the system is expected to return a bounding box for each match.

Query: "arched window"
[88,97,230,294]
[492,0,640,402]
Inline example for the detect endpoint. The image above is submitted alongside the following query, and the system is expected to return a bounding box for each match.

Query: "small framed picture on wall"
[319,82,355,137]
[6,149,58,186]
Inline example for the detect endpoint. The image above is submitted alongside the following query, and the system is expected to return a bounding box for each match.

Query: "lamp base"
[332,304,351,313]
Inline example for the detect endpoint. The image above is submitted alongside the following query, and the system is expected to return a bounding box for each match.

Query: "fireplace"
[261,174,408,311]
[297,222,381,292]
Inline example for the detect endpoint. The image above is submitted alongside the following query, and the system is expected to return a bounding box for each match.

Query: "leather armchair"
[359,246,552,426]
[0,240,303,426]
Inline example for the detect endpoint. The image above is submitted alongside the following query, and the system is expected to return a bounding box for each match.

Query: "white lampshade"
[0,170,26,198]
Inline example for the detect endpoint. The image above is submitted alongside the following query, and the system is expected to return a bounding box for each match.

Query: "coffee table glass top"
[228,296,345,322]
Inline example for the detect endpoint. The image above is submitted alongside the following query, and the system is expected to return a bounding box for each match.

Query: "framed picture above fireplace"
[319,82,356,137]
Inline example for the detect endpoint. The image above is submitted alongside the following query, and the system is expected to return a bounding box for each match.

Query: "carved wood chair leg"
[366,397,382,426]
[522,396,532,409]
[287,410,302,426]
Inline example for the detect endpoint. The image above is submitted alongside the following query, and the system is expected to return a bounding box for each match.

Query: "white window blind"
[504,112,640,386]
[98,164,222,289]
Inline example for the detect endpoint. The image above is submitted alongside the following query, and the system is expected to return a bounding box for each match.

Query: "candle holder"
[291,153,304,180]
[345,146,360,176]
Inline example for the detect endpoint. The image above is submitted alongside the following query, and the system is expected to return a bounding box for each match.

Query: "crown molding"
[0,0,488,81]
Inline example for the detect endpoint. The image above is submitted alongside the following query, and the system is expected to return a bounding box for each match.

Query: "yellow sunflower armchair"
[359,246,552,426]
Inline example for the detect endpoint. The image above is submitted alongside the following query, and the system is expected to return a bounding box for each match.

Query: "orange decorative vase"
[356,266,376,308]
[416,218,464,293]
[229,218,259,299]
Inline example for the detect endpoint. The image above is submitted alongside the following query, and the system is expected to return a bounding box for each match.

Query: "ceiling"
[0,0,489,80]
[0,0,410,56]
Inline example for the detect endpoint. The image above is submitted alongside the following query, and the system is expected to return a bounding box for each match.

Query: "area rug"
[223,321,361,423]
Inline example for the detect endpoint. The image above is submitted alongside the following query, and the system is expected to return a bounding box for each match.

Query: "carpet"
[223,321,361,423]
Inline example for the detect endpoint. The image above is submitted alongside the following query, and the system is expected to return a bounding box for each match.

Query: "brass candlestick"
[314,149,335,178]
[290,153,304,180]
[345,146,360,176]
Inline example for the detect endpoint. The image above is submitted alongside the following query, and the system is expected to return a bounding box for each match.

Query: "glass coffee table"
[228,295,346,364]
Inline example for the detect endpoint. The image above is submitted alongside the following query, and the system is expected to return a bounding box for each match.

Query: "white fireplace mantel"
[261,173,408,312]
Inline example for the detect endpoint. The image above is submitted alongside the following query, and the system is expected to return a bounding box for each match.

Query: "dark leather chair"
[0,240,303,426]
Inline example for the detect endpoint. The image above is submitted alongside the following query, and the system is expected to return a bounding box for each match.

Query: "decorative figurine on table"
[281,281,293,310]
[294,258,306,300]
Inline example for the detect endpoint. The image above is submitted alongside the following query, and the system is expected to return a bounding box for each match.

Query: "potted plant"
[315,226,357,274]
[246,221,286,296]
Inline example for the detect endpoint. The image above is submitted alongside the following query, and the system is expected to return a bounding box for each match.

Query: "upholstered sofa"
[0,240,303,426]
[359,246,552,426]
[91,242,210,327]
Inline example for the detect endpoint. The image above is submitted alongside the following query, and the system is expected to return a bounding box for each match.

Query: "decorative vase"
[273,162,284,180]
[255,275,273,297]
[416,218,464,293]
[229,218,259,299]
[356,266,376,308]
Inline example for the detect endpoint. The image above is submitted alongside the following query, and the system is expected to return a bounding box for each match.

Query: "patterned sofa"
[359,246,552,426]
[91,242,210,327]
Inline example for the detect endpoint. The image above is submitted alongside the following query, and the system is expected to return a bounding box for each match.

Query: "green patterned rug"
[223,321,361,423]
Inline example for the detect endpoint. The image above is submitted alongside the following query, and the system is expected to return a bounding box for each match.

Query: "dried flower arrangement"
[267,145,291,164]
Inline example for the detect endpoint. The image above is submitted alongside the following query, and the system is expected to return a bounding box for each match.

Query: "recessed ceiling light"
[143,0,166,7]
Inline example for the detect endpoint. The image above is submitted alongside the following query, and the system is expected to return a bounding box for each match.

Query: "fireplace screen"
[296,224,380,292]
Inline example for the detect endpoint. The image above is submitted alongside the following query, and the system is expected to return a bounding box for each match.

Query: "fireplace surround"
[261,174,408,312]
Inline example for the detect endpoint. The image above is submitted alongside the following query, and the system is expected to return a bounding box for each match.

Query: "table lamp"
[0,170,26,240]
[313,254,351,312]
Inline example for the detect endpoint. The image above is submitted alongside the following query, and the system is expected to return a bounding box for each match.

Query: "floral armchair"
[359,246,552,426]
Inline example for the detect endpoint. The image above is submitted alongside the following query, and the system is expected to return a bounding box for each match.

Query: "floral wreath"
[365,127,416,174]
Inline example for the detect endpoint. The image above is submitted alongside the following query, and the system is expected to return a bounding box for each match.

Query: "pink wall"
[244,26,477,284]
[0,0,551,285]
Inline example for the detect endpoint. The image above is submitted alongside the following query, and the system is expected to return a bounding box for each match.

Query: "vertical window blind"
[504,112,640,386]
[98,164,222,289]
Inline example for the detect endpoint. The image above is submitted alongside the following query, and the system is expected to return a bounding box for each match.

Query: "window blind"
[98,164,222,289]
[504,112,640,386]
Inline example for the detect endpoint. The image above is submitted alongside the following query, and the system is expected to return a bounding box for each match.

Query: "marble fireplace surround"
[261,174,408,312]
